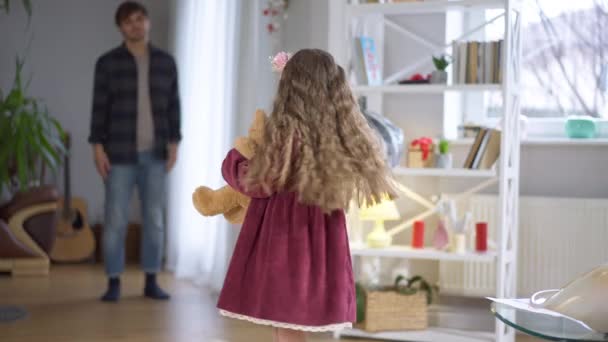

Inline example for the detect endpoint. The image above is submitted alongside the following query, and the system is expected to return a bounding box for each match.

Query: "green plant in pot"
[431,55,451,84]
[435,138,452,168]
[0,57,65,195]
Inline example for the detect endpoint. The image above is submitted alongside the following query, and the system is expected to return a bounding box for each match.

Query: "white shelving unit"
[351,245,497,262]
[353,84,502,94]
[328,1,522,342]
[393,167,496,178]
[348,0,506,15]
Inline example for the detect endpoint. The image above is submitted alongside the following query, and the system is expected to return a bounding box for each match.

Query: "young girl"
[217,49,396,342]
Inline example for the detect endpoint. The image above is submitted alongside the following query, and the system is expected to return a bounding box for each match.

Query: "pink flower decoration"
[270,51,291,72]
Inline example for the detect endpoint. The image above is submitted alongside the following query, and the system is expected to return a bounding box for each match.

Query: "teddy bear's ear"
[254,109,267,122]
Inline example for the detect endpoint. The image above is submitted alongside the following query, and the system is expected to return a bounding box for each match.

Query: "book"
[484,42,493,84]
[497,40,503,84]
[477,129,501,169]
[467,41,478,84]
[472,129,491,169]
[492,41,500,83]
[463,128,488,168]
[458,42,467,84]
[353,38,368,85]
[356,37,382,86]
[478,41,484,84]
[452,40,459,84]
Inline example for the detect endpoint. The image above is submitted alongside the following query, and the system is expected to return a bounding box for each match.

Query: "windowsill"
[451,137,608,146]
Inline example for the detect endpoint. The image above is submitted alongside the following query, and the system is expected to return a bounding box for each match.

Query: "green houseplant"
[0,57,65,194]
[430,55,451,84]
[435,138,452,168]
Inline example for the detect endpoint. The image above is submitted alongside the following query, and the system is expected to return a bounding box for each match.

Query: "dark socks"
[101,277,121,302]
[144,273,170,300]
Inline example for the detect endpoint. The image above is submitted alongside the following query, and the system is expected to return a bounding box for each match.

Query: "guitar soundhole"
[57,209,85,237]
[72,210,84,230]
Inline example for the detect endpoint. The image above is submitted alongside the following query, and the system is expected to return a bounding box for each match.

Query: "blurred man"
[88,1,181,302]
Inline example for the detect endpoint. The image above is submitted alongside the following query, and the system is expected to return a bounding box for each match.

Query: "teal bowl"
[565,117,597,139]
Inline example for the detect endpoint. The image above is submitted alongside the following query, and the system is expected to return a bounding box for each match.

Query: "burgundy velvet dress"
[216,149,356,332]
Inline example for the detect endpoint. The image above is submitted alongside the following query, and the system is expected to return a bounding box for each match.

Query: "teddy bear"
[192,109,266,224]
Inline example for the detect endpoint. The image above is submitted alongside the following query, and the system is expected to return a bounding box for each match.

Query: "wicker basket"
[356,288,428,332]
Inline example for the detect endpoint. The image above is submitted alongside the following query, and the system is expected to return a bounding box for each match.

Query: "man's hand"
[93,144,111,179]
[167,142,178,172]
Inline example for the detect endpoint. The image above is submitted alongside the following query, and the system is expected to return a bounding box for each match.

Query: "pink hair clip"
[270,51,291,72]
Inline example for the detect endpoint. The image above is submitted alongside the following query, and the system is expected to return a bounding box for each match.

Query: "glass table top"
[492,302,608,341]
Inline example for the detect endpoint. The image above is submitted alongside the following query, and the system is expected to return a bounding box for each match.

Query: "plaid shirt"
[88,44,181,164]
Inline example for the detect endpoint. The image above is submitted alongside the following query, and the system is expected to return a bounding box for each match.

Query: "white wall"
[0,0,169,223]
[235,0,277,136]
[283,0,329,52]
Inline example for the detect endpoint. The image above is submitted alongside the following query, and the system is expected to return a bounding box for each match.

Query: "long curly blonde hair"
[245,49,396,212]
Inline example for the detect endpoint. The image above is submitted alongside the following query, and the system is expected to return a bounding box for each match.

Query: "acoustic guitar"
[50,133,96,262]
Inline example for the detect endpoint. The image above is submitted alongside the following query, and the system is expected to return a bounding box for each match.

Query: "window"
[485,0,608,119]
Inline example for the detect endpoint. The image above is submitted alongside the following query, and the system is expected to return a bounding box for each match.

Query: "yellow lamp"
[360,199,401,248]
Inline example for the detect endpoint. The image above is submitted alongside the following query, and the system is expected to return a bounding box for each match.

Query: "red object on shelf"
[411,137,433,160]
[476,222,488,252]
[412,221,425,249]
[410,73,425,81]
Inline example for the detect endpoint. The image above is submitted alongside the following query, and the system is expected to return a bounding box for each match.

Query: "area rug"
[0,306,28,322]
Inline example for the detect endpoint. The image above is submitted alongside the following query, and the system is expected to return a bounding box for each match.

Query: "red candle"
[412,221,425,249]
[476,222,488,252]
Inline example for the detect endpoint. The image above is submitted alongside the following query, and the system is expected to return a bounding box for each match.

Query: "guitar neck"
[63,138,72,219]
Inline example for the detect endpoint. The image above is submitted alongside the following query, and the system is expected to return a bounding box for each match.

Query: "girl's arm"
[221,149,271,199]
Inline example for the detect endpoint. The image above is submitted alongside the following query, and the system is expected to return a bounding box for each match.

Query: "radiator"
[439,195,608,297]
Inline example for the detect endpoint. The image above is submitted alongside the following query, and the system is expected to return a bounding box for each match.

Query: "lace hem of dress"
[218,309,352,332]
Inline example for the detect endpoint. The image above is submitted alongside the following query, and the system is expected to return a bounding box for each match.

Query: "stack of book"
[452,40,504,85]
[463,128,501,169]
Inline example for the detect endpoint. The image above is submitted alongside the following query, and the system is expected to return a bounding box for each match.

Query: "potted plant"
[0,57,65,195]
[435,138,452,168]
[431,55,450,84]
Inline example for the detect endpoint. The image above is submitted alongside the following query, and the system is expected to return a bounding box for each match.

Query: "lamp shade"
[359,199,400,221]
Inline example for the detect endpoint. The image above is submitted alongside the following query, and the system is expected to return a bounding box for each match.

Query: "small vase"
[433,219,449,250]
[452,234,466,254]
[435,153,453,168]
[430,70,448,84]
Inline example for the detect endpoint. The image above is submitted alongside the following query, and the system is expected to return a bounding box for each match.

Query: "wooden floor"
[0,265,540,342]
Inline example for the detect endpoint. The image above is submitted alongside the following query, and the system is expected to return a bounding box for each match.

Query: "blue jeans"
[103,150,166,277]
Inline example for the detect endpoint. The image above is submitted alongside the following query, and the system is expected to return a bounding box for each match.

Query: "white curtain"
[166,0,242,291]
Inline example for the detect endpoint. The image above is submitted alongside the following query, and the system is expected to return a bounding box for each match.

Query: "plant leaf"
[394,274,406,288]
[407,275,423,288]
[15,123,28,190]
[14,56,23,90]
[39,134,60,169]
[22,0,31,17]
